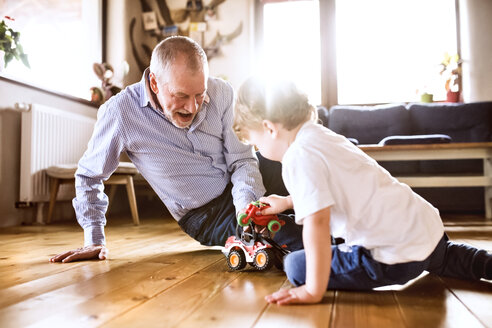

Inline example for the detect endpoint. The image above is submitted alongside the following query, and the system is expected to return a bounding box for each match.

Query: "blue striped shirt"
[74,70,266,246]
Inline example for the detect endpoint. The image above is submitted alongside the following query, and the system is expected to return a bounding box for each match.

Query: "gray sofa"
[316,101,492,213]
[258,101,492,214]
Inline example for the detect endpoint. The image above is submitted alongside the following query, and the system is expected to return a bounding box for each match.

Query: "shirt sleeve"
[221,82,266,212]
[282,147,334,225]
[72,99,126,246]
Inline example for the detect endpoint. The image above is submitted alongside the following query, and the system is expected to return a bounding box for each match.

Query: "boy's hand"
[265,285,323,305]
[258,194,293,215]
[49,245,108,263]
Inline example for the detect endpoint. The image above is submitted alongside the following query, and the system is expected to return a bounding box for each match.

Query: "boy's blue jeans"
[284,234,492,290]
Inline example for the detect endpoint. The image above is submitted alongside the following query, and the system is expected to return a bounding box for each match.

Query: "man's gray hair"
[150,36,208,83]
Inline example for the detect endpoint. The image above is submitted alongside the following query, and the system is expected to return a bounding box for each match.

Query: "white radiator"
[19,103,96,203]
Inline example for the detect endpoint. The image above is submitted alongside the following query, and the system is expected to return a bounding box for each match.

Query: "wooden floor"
[0,214,491,328]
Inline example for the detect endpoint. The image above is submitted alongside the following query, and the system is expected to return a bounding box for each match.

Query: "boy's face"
[245,124,286,162]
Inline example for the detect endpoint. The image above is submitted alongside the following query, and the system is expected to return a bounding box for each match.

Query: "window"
[258,0,321,105]
[335,0,458,104]
[1,0,103,100]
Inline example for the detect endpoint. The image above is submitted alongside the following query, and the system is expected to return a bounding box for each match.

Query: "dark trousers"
[284,234,492,290]
[178,183,303,250]
[178,154,303,250]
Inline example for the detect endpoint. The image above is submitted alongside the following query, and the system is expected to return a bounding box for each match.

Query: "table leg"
[484,157,492,220]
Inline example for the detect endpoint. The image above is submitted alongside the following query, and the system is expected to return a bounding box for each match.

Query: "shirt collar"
[139,67,210,109]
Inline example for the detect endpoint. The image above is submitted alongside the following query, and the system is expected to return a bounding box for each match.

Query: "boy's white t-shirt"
[282,121,445,265]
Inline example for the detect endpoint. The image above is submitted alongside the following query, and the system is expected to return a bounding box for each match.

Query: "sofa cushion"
[378,134,452,146]
[409,102,492,175]
[317,106,329,127]
[408,102,492,142]
[328,104,410,144]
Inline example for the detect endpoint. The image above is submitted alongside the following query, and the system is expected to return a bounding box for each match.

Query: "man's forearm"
[74,175,109,246]
[230,156,266,211]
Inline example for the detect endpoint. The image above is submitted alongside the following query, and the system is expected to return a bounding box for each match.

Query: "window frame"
[0,0,107,103]
[256,0,461,108]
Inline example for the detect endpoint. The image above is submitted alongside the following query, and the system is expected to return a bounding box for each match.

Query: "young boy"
[233,77,492,305]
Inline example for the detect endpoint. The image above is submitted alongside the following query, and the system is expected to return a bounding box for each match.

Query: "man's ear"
[149,73,159,94]
[262,120,278,138]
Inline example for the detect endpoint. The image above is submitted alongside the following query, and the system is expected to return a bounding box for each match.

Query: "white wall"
[459,0,492,102]
[0,78,98,227]
[106,0,254,89]
[202,0,255,89]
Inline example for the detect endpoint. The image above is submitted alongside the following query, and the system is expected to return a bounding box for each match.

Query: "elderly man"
[50,36,302,263]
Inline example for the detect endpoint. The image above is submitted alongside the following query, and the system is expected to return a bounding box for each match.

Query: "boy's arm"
[265,206,332,305]
[258,194,293,215]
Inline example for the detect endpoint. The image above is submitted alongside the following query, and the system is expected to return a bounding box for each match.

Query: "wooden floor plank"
[0,233,196,308]
[26,250,223,328]
[394,274,485,328]
[0,216,491,327]
[101,260,242,328]
[0,221,190,289]
[440,277,492,327]
[179,268,287,328]
[254,280,334,328]
[331,290,406,328]
[0,248,221,328]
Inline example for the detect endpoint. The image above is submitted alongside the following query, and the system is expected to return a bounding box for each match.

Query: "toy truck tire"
[267,220,282,233]
[227,249,247,270]
[237,212,251,226]
[253,249,274,271]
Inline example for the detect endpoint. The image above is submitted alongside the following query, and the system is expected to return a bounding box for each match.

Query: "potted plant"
[440,53,461,102]
[0,16,30,70]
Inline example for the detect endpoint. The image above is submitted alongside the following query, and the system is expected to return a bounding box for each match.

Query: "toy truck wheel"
[267,220,282,233]
[253,249,274,271]
[227,249,246,270]
[237,213,251,227]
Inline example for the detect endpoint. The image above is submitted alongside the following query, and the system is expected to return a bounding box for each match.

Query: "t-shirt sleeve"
[282,147,335,224]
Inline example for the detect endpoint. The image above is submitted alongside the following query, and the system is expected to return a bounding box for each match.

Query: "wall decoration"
[142,11,159,31]
[90,62,127,106]
[130,0,243,73]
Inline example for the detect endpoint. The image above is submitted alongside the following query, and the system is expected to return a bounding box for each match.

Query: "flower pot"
[446,90,460,103]
[420,93,433,103]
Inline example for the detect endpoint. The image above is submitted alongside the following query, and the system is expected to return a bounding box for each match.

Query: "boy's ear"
[262,120,278,138]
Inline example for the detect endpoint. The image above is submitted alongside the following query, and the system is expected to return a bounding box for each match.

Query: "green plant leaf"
[4,52,14,67]
[20,53,30,68]
[1,18,30,68]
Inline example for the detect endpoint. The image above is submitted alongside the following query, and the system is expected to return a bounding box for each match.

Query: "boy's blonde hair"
[233,77,317,140]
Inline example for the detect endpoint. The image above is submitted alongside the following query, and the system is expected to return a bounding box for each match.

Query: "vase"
[446,90,460,103]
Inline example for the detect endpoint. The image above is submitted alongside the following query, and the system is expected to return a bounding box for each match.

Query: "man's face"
[150,58,207,128]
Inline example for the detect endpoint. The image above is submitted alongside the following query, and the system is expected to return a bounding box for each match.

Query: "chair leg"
[125,175,140,225]
[47,178,61,224]
[107,184,118,215]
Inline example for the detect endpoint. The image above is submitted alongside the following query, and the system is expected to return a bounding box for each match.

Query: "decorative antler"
[156,0,174,26]
[205,21,243,60]
[129,18,149,72]
[129,0,241,74]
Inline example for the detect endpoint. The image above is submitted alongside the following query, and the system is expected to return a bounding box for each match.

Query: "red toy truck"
[237,201,285,232]
[222,201,289,271]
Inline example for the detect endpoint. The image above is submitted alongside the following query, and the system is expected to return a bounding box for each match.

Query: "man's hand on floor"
[49,245,108,263]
